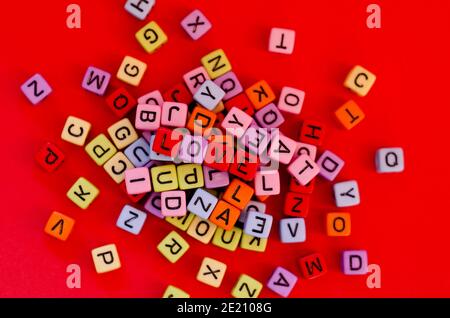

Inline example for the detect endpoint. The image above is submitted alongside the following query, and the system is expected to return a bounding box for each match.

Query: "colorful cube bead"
[203,166,230,189]
[288,154,320,186]
[187,188,218,219]
[161,190,186,217]
[245,80,276,110]
[116,205,147,235]
[317,150,345,181]
[183,66,210,94]
[21,73,52,104]
[124,167,151,194]
[333,180,360,207]
[244,211,273,239]
[279,218,306,243]
[201,49,232,79]
[214,71,243,101]
[196,257,227,288]
[107,118,139,150]
[124,0,154,20]
[342,250,368,275]
[181,9,212,40]
[255,103,285,129]
[117,56,147,87]
[375,147,405,173]
[35,142,65,172]
[81,66,110,96]
[193,80,225,110]
[91,244,121,274]
[157,231,190,263]
[231,274,263,298]
[187,216,217,244]
[254,170,280,196]
[135,21,168,54]
[344,65,376,97]
[66,177,99,210]
[269,28,296,54]
[278,86,304,114]
[327,212,351,236]
[267,267,298,297]
[298,253,327,279]
[85,134,117,166]
[44,211,75,241]
[335,100,365,130]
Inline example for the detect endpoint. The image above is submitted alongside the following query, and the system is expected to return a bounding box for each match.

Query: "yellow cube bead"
[117,55,147,87]
[91,244,121,274]
[162,285,190,298]
[196,257,227,288]
[61,115,92,146]
[201,49,232,79]
[136,21,168,54]
[344,65,377,97]
[240,233,267,252]
[231,274,263,298]
[107,118,138,150]
[187,216,217,244]
[165,212,195,231]
[66,177,99,210]
[212,227,242,252]
[151,165,178,192]
[157,231,190,263]
[177,164,204,190]
[103,152,135,183]
[85,133,117,166]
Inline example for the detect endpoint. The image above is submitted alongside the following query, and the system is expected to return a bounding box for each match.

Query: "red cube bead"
[224,93,255,116]
[284,192,310,217]
[229,149,259,181]
[298,120,325,146]
[152,127,182,157]
[35,142,65,172]
[298,253,328,279]
[289,177,315,194]
[163,83,192,105]
[105,87,137,117]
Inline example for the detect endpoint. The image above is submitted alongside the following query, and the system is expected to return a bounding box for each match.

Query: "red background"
[1,0,449,298]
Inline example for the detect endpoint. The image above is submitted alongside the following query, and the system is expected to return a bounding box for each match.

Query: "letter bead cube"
[223,179,254,209]
[299,120,325,146]
[254,170,280,196]
[177,135,208,164]
[105,87,137,118]
[91,244,121,274]
[333,180,360,207]
[66,177,99,210]
[82,66,111,96]
[298,253,327,279]
[327,212,351,236]
[290,177,315,194]
[375,147,405,173]
[161,191,186,217]
[103,152,135,183]
[342,250,368,275]
[224,93,255,116]
[44,211,75,241]
[136,21,168,54]
[288,154,320,186]
[212,227,242,251]
[244,211,273,239]
[269,133,296,164]
[187,188,218,219]
[151,165,178,192]
[161,102,188,128]
[193,80,225,110]
[157,231,190,263]
[187,216,217,244]
[335,100,365,130]
[209,200,241,231]
[317,150,345,181]
[21,73,52,105]
[35,142,65,172]
[269,28,296,55]
[221,107,253,138]
[124,137,151,167]
[181,9,212,40]
[295,142,317,161]
[255,103,285,129]
[183,66,210,94]
[117,56,147,87]
[267,267,298,297]
[177,164,204,190]
[278,86,304,114]
[187,106,216,134]
[166,213,196,232]
[163,285,190,298]
[124,0,155,20]
[116,205,147,235]
[245,80,276,110]
[344,65,376,97]
[85,134,117,166]
[280,218,306,243]
[61,116,92,146]
[144,192,164,219]
[284,192,310,217]
[240,201,266,224]
[125,167,151,195]
[107,118,139,150]
[196,257,227,288]
[138,89,164,105]
[231,274,263,298]
[240,233,267,252]
[214,71,243,101]
[203,166,230,189]
[201,49,232,79]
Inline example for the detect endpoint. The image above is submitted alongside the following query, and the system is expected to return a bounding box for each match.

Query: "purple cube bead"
[342,250,368,275]
[254,103,285,129]
[81,66,111,96]
[21,73,52,105]
[143,192,164,219]
[267,266,298,297]
[317,150,345,181]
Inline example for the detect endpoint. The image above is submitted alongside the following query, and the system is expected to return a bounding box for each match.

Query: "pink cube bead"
[161,102,188,128]
[138,90,164,106]
[267,266,298,297]
[255,103,285,129]
[294,142,317,161]
[178,135,209,164]
[183,66,210,94]
[269,27,296,55]
[213,71,243,101]
[269,132,297,164]
[240,124,271,155]
[144,192,164,219]
[21,73,52,105]
[135,104,161,131]
[342,250,368,275]
[278,87,305,114]
[180,9,212,40]
[161,190,187,217]
[254,170,280,196]
[288,154,320,186]
[203,166,230,189]
[221,107,253,138]
[81,66,111,96]
[317,150,345,181]
[125,167,151,195]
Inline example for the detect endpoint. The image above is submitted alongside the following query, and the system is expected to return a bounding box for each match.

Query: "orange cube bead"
[245,80,276,110]
[187,105,217,134]
[222,179,254,209]
[326,212,351,236]
[44,211,75,241]
[335,100,365,130]
[209,200,240,230]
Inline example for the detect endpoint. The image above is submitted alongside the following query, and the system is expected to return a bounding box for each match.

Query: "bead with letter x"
[188,15,205,33]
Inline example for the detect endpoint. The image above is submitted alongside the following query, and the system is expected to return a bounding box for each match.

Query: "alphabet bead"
[240,233,267,252]
[201,49,232,80]
[333,180,360,207]
[124,137,151,167]
[244,211,273,239]
[117,56,147,87]
[149,135,174,162]
[335,100,365,130]
[342,250,368,275]
[231,274,263,298]
[187,188,218,219]
[61,116,92,146]
[203,166,230,189]
[284,192,310,217]
[107,118,139,150]
[268,132,296,164]
[91,244,121,274]
[187,216,217,244]
[66,177,99,209]
[298,120,325,146]
[187,105,216,134]
[124,0,155,20]
[344,65,376,97]
[157,231,190,263]
[138,89,164,105]
[81,66,111,96]
[85,134,117,166]
[222,179,254,209]
[136,21,168,54]
[177,135,208,164]
[44,211,75,241]
[267,267,298,297]
[35,142,65,172]
[161,190,186,217]
[254,170,280,196]
[116,205,147,235]
[298,253,327,279]
[375,147,405,173]
[221,107,253,138]
[193,80,225,110]
[327,213,351,236]
[183,66,210,94]
[214,71,243,101]
[177,164,204,190]
[212,227,242,251]
[255,103,285,129]
[245,80,276,110]
[240,200,266,224]
[277,86,304,114]
[151,164,178,192]
[163,82,192,104]
[166,212,196,231]
[317,150,345,181]
[269,28,296,55]
[209,199,241,230]
[294,142,317,161]
[103,152,135,183]
[163,285,190,298]
[125,167,151,194]
[279,218,306,243]
[181,9,212,40]
[21,73,52,104]
[105,87,137,117]
[161,102,188,128]
[229,150,259,181]
[144,192,164,219]
[196,257,227,288]
[288,154,320,186]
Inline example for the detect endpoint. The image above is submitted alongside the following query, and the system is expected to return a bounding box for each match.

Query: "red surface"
[1,0,450,297]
